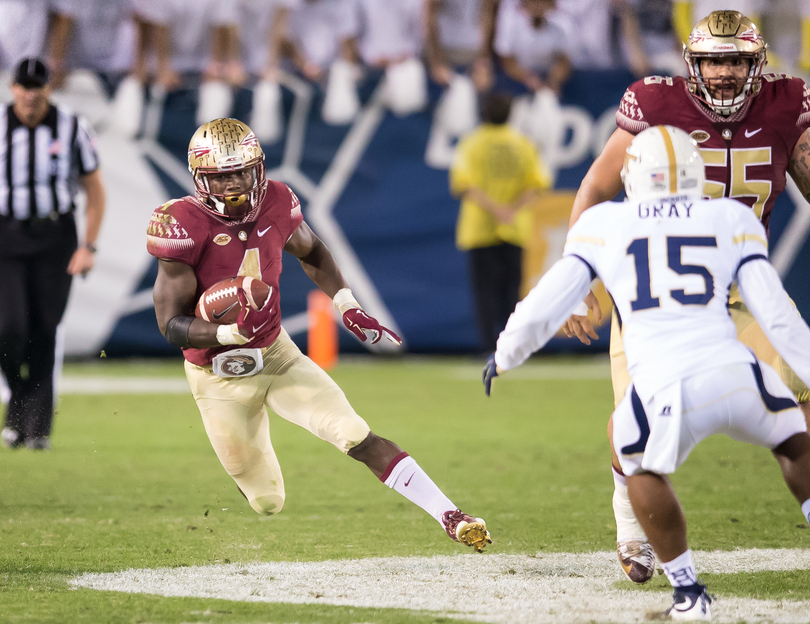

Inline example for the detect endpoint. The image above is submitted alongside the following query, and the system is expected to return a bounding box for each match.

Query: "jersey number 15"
[628,236,717,311]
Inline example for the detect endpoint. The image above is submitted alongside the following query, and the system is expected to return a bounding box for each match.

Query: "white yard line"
[58,377,189,395]
[449,358,611,381]
[56,358,610,395]
[72,549,810,623]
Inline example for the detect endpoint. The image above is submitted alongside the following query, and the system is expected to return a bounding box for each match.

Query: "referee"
[0,58,105,451]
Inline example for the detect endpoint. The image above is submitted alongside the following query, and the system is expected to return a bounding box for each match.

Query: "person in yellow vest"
[450,92,552,352]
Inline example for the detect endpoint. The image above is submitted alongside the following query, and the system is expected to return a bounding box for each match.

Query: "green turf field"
[1,356,808,623]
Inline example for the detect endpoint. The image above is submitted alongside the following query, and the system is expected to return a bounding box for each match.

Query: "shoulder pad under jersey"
[616,76,685,135]
[146,197,203,260]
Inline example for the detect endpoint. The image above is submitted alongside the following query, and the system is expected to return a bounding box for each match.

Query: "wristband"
[165,315,194,348]
[572,302,589,317]
[84,242,97,253]
[217,323,249,346]
[333,288,361,314]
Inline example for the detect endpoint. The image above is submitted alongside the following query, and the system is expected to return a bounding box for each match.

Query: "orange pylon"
[307,290,338,370]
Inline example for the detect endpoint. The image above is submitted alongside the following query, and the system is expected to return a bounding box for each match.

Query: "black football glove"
[483,353,499,397]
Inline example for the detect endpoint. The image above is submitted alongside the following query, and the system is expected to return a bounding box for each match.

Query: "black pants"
[468,243,523,353]
[0,218,76,440]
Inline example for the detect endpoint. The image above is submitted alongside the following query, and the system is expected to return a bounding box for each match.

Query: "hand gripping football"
[195,276,271,325]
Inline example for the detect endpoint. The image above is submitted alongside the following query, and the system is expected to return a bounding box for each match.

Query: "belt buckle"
[212,348,264,378]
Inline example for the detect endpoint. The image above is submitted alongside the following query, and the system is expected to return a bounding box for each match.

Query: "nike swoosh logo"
[404,472,415,487]
[257,226,272,237]
[212,301,238,320]
[745,128,762,138]
[252,320,269,334]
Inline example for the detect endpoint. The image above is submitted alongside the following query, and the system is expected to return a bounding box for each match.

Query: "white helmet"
[621,125,705,202]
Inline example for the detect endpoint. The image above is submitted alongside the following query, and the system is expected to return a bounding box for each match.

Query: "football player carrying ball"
[147,118,491,552]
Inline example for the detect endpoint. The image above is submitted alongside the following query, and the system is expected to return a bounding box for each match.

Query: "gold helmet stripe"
[659,126,678,194]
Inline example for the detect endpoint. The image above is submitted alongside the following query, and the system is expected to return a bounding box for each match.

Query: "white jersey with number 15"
[565,196,766,395]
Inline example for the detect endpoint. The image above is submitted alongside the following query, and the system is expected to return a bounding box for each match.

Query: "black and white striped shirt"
[0,104,99,220]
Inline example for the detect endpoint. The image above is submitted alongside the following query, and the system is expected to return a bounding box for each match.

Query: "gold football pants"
[184,329,371,515]
[609,286,810,407]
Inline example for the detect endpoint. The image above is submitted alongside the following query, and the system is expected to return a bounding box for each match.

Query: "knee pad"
[250,492,285,516]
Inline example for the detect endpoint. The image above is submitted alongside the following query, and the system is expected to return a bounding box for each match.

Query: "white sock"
[613,467,647,542]
[381,453,455,525]
[661,549,698,588]
[802,499,810,526]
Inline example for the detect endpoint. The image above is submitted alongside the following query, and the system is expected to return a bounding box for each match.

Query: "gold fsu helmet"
[187,118,266,218]
[683,10,767,116]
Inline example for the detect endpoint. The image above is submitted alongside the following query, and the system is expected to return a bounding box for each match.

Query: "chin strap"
[210,197,227,215]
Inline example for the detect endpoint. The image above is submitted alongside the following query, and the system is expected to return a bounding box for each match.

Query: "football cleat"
[442,509,491,552]
[618,539,656,583]
[1,427,23,449]
[666,583,712,621]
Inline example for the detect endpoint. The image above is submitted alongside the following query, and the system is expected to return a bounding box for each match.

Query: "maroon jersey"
[617,74,810,233]
[146,180,304,366]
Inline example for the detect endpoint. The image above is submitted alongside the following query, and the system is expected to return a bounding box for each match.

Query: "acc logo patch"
[213,233,231,246]
[221,355,258,376]
[689,130,710,143]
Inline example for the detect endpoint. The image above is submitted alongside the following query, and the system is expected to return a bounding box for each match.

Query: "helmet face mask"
[188,118,267,219]
[683,10,767,116]
[621,125,705,203]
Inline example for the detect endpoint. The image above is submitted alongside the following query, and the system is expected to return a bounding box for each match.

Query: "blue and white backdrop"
[36,69,810,357]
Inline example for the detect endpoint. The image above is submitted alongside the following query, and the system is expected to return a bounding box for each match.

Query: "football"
[195,276,271,324]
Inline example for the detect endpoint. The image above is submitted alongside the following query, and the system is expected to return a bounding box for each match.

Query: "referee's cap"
[14,58,49,88]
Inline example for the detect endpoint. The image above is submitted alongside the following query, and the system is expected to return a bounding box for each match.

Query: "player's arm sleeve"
[796,78,810,133]
[737,259,810,390]
[494,256,594,371]
[146,202,202,266]
[615,82,649,135]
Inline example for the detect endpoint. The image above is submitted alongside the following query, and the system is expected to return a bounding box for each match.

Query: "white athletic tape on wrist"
[216,323,249,345]
[333,288,361,314]
[572,302,589,317]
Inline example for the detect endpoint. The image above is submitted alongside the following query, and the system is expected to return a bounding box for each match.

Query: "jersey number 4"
[628,236,717,311]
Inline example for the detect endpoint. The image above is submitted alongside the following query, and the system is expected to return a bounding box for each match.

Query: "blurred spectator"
[757,0,810,75]
[132,0,241,90]
[672,0,765,43]
[494,0,572,94]
[238,0,300,82]
[450,92,551,352]
[554,0,651,77]
[672,1,810,75]
[350,0,428,116]
[0,59,105,451]
[46,0,136,89]
[628,0,683,76]
[286,0,358,81]
[425,0,498,90]
[0,0,52,72]
[350,0,423,68]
